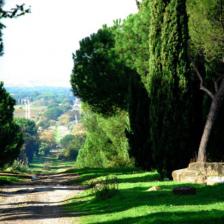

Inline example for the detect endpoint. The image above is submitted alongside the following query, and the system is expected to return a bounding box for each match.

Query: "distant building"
[72,98,81,124]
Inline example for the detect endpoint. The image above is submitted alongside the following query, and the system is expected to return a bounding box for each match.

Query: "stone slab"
[172,162,224,184]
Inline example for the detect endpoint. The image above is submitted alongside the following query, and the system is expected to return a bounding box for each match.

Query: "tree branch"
[135,0,140,10]
[214,80,218,93]
[192,63,214,99]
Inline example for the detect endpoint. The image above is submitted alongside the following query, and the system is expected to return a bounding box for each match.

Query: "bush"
[5,160,29,173]
[91,175,119,200]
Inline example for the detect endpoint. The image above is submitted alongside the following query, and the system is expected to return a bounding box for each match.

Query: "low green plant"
[9,160,29,173]
[65,169,224,224]
[91,175,118,200]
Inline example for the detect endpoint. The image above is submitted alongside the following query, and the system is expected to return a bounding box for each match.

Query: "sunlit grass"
[0,174,29,185]
[65,168,224,224]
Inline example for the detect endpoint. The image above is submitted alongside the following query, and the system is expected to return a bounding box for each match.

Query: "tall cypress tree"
[148,0,194,176]
[115,0,153,170]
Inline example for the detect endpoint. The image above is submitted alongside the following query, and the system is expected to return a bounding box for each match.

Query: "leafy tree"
[0,82,23,167]
[71,26,130,115]
[15,118,40,163]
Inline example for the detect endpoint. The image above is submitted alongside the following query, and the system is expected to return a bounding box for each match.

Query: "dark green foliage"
[126,72,152,170]
[115,0,152,170]
[0,82,23,167]
[15,118,40,163]
[115,0,151,81]
[147,0,195,176]
[71,26,130,115]
[188,0,224,61]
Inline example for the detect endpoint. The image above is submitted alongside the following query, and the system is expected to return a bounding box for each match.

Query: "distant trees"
[59,134,85,161]
[15,118,40,163]
[0,83,23,167]
[44,105,63,120]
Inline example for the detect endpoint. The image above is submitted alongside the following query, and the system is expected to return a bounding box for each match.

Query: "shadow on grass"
[65,167,159,185]
[64,167,224,224]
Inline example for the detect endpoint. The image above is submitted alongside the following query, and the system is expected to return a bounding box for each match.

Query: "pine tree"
[0,83,23,167]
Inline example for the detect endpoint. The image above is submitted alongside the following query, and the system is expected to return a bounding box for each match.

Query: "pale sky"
[0,0,137,87]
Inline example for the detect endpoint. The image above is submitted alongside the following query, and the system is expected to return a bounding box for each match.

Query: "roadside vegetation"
[65,168,224,224]
[0,173,29,185]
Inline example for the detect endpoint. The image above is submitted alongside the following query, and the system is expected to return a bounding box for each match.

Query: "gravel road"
[0,173,81,224]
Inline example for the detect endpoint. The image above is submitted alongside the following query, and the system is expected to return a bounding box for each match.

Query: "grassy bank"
[0,173,30,185]
[65,168,224,224]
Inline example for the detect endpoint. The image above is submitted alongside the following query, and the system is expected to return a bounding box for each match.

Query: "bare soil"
[0,173,82,224]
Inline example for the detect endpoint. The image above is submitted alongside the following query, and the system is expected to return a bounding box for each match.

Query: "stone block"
[172,162,224,184]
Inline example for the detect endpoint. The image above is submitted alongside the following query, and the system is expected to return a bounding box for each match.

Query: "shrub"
[5,160,29,173]
[91,175,119,200]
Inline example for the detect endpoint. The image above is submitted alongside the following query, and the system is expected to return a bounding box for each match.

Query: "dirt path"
[0,173,82,224]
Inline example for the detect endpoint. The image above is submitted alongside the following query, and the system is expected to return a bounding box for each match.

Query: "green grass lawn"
[65,168,224,224]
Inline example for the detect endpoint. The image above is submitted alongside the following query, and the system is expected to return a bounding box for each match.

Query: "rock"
[173,186,196,195]
[172,168,206,184]
[172,162,224,184]
[206,176,224,186]
[147,186,161,191]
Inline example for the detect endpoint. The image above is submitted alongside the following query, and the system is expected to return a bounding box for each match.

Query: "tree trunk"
[197,79,224,162]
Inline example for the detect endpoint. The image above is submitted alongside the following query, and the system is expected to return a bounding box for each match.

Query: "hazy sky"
[0,0,137,87]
